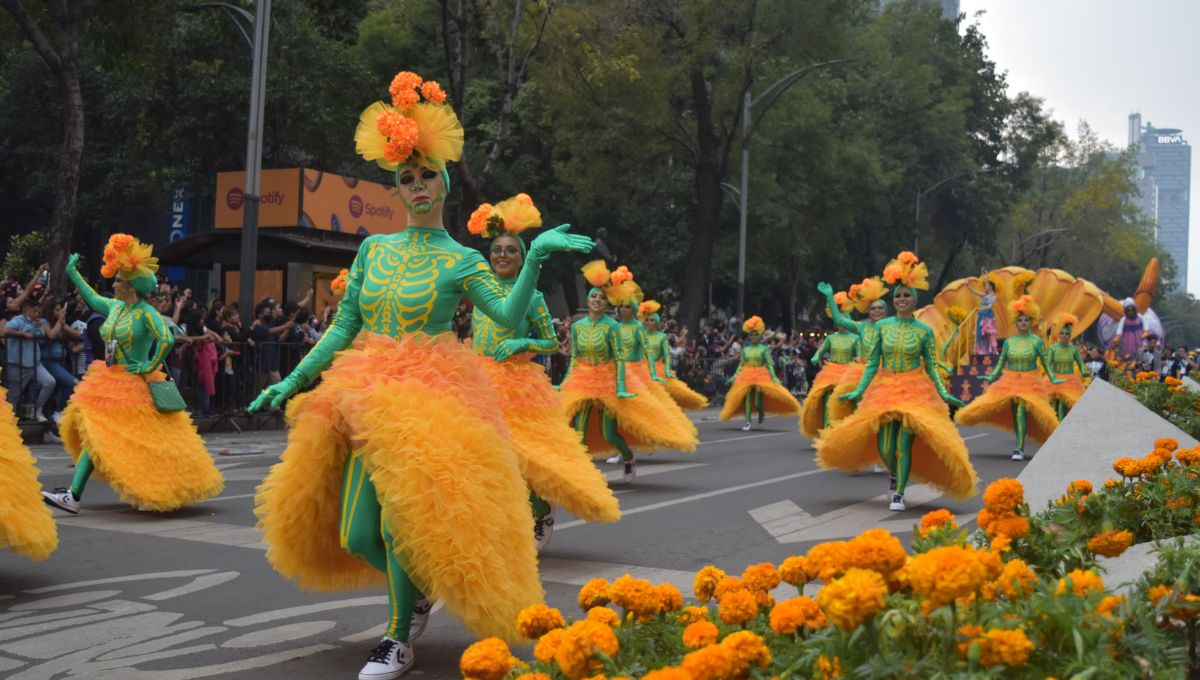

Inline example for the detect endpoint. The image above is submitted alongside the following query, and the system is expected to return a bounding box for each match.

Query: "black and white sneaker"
[42,488,80,514]
[889,494,906,512]
[622,459,637,484]
[358,638,414,680]
[534,507,556,551]
[408,599,434,642]
[1011,449,1024,461]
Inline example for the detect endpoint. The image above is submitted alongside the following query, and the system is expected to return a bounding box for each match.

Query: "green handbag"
[148,378,187,413]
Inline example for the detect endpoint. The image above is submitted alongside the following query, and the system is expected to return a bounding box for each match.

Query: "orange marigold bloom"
[110,233,134,250]
[1097,594,1125,618]
[389,71,423,111]
[955,624,985,658]
[1112,457,1141,478]
[979,629,1035,668]
[741,563,781,592]
[515,674,552,680]
[609,575,660,618]
[779,556,808,586]
[516,604,565,639]
[657,583,684,612]
[712,576,745,601]
[753,590,775,611]
[1105,478,1121,489]
[693,566,725,602]
[982,478,1024,513]
[460,637,515,680]
[578,578,611,610]
[383,119,419,164]
[1056,569,1104,596]
[467,203,496,236]
[815,654,842,680]
[681,620,718,649]
[717,589,758,626]
[918,508,957,536]
[585,606,619,628]
[805,540,850,582]
[641,669,693,680]
[533,628,569,665]
[681,644,736,680]
[845,527,907,575]
[420,80,447,104]
[976,507,998,532]
[817,567,888,631]
[994,559,1037,599]
[1156,437,1180,452]
[1067,480,1093,495]
[904,546,989,608]
[720,630,771,671]
[554,620,619,679]
[1087,530,1134,558]
[986,514,1030,539]
[769,597,825,635]
[1149,585,1200,620]
[677,605,708,624]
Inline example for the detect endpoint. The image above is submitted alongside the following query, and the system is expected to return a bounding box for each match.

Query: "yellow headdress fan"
[947,305,968,325]
[100,233,159,295]
[467,193,543,239]
[355,71,464,175]
[330,268,349,297]
[742,316,765,334]
[580,260,639,306]
[881,251,929,291]
[1010,270,1036,300]
[851,276,890,314]
[1009,294,1041,321]
[638,300,662,323]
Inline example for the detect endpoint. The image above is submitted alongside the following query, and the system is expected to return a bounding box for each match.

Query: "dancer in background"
[822,277,890,424]
[719,316,802,431]
[800,290,860,439]
[1046,313,1089,421]
[640,300,708,411]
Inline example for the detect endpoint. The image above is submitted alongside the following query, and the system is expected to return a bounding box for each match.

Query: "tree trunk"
[934,235,967,292]
[677,65,725,336]
[48,62,84,293]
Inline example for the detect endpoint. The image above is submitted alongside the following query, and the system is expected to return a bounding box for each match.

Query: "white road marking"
[962,433,990,441]
[698,431,791,446]
[220,621,337,648]
[747,485,941,543]
[26,571,215,595]
[604,462,705,482]
[223,599,387,627]
[143,572,240,602]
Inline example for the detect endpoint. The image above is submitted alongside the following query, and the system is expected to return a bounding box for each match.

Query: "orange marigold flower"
[677,605,708,624]
[986,514,1030,539]
[990,533,1013,554]
[420,80,447,104]
[1087,530,1134,558]
[817,567,888,631]
[1067,480,1094,495]
[1113,457,1141,478]
[681,620,718,649]
[516,604,565,639]
[389,71,423,110]
[656,583,684,612]
[955,624,985,658]
[1156,437,1180,452]
[720,630,771,672]
[846,527,907,575]
[918,508,957,536]
[1056,568,1104,596]
[982,478,1024,513]
[815,654,842,680]
[769,597,825,635]
[1097,594,1125,618]
[533,628,568,665]
[383,119,419,164]
[641,669,693,680]
[1149,585,1200,620]
[515,674,552,680]
[609,575,660,618]
[100,264,118,278]
[681,644,735,680]
[460,637,515,680]
[979,628,1035,668]
[585,606,619,628]
[109,233,134,250]
[578,578,610,610]
[717,589,758,626]
[805,540,850,582]
[976,507,998,532]
[467,203,496,236]
[712,576,745,601]
[693,566,725,602]
[994,558,1037,599]
[779,556,808,586]
[554,620,619,679]
[1105,478,1121,489]
[741,562,781,592]
[904,545,989,608]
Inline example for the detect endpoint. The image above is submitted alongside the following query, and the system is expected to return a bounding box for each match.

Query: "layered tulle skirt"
[955,369,1058,444]
[828,362,865,423]
[663,377,709,411]
[60,363,223,511]
[559,360,698,456]
[0,388,57,561]
[815,368,977,500]
[800,361,856,439]
[718,366,803,421]
[254,332,544,642]
[1048,373,1087,408]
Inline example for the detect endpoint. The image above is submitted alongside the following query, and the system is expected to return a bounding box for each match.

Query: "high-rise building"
[1129,113,1192,290]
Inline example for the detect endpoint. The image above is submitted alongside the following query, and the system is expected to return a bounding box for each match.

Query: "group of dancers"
[0,69,1092,680]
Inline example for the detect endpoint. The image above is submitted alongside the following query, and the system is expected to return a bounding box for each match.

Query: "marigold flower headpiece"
[743,316,765,334]
[330,268,349,297]
[1010,270,1036,299]
[947,305,968,325]
[100,234,158,294]
[1059,312,1078,328]
[468,193,542,239]
[354,71,464,181]
[637,300,662,323]
[850,277,890,314]
[881,251,929,291]
[581,260,640,306]
[1009,294,1041,321]
[829,290,854,317]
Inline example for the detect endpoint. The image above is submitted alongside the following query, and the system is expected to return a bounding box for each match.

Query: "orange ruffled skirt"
[0,387,57,561]
[559,361,698,457]
[815,368,977,500]
[479,355,619,523]
[1048,373,1086,408]
[719,366,803,421]
[663,377,709,411]
[955,369,1059,444]
[254,332,543,642]
[828,362,865,423]
[800,361,856,439]
[60,363,223,511]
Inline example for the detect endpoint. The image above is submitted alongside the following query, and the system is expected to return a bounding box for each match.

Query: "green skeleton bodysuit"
[645,329,676,379]
[814,331,860,365]
[565,315,635,460]
[470,279,558,358]
[1047,341,1089,420]
[730,342,780,424]
[986,333,1062,447]
[616,319,661,381]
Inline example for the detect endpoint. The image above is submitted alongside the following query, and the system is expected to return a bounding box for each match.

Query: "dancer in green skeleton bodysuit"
[718,316,802,431]
[249,71,592,680]
[800,290,860,439]
[639,300,708,410]
[1045,313,1089,421]
[956,295,1063,462]
[816,253,978,511]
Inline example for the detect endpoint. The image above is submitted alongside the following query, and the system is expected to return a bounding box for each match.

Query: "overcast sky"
[960,0,1200,295]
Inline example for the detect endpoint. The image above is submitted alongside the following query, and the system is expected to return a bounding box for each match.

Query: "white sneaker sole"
[41,492,79,515]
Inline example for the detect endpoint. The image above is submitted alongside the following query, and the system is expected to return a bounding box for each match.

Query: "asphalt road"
[0,409,1037,680]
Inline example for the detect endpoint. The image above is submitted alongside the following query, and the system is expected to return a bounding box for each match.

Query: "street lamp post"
[732,60,846,321]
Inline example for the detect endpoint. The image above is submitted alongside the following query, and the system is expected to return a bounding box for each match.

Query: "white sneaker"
[359,638,414,680]
[622,459,637,483]
[889,494,906,512]
[34,413,48,423]
[51,411,63,424]
[872,465,886,474]
[534,507,556,551]
[408,599,434,642]
[605,455,622,464]
[741,423,752,431]
[44,430,62,444]
[1011,449,1024,461]
[42,488,80,514]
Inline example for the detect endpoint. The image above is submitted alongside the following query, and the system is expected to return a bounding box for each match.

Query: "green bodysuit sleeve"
[638,323,661,381]
[939,325,960,362]
[463,245,552,331]
[68,267,114,315]
[813,337,831,364]
[765,347,781,384]
[1037,338,1064,383]
[920,327,952,398]
[1075,346,1089,378]
[822,288,864,336]
[525,293,559,355]
[845,326,883,399]
[142,304,175,373]
[987,339,1009,381]
[659,335,676,379]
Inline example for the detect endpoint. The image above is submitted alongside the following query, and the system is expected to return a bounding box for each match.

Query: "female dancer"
[719,316,802,431]
[956,296,1063,461]
[559,262,697,483]
[966,273,999,355]
[1046,313,1089,420]
[640,300,708,410]
[816,253,977,511]
[823,277,889,424]
[467,194,619,549]
[249,71,592,679]
[42,236,223,515]
[0,378,57,560]
[799,291,860,439]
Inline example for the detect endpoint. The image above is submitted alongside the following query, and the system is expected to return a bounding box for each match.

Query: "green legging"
[1011,401,1028,450]
[340,452,422,642]
[744,387,764,425]
[529,489,550,519]
[877,420,915,496]
[69,450,95,498]
[1052,397,1067,422]
[573,406,633,461]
